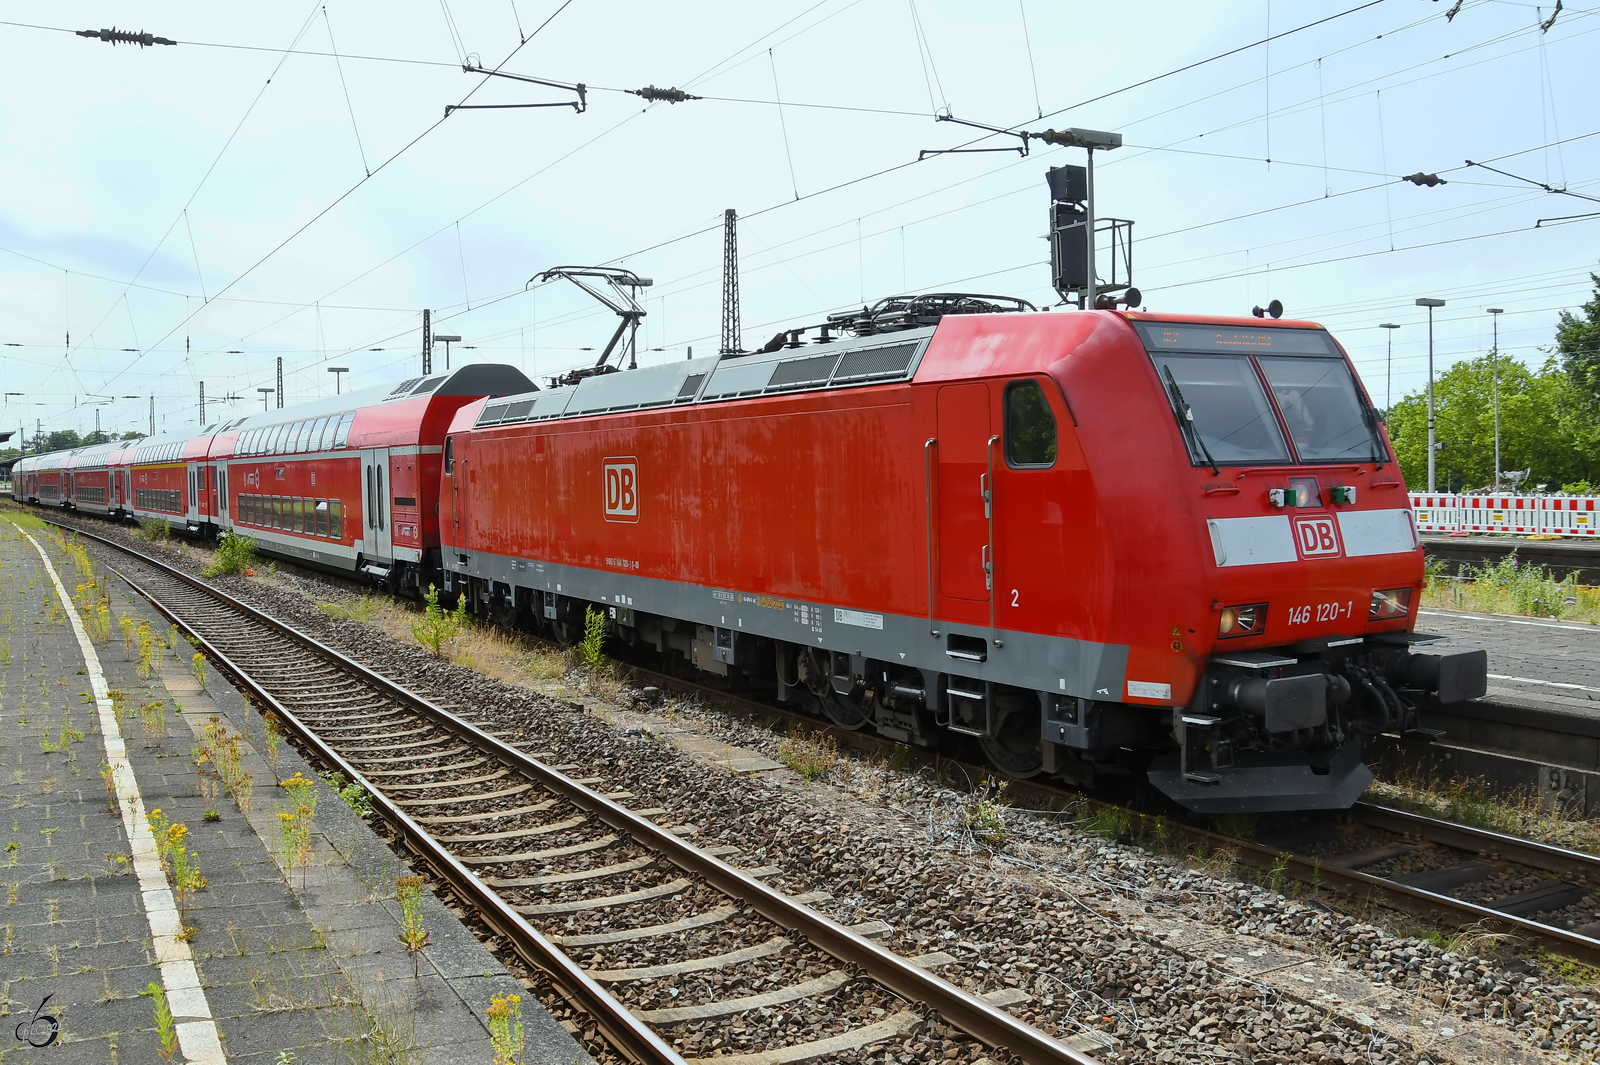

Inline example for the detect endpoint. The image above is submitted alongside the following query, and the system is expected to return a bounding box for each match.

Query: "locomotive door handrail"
[986,434,1002,648]
[925,438,938,638]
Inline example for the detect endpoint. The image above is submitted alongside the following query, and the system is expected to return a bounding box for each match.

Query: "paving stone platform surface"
[0,516,587,1064]
[1418,608,1600,728]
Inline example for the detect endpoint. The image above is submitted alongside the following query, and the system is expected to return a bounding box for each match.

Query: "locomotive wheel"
[980,691,1045,778]
[489,595,519,630]
[796,648,870,730]
[550,619,578,645]
[816,690,871,731]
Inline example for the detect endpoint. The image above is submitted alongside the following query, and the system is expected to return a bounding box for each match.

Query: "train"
[10,296,1487,813]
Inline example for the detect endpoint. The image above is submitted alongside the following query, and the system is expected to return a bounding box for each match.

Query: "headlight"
[1369,587,1412,619]
[1218,602,1267,638]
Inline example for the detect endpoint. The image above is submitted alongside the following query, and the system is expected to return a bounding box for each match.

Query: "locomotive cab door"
[935,383,993,604]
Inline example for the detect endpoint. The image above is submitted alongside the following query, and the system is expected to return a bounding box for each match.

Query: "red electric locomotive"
[439,296,1485,813]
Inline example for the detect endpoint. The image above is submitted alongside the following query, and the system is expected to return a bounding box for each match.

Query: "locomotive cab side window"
[444,437,454,475]
[1004,380,1057,467]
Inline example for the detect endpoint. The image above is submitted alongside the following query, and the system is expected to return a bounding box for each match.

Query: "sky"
[1,0,1597,440]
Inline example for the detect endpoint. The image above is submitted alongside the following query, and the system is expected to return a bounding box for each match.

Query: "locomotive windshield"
[1134,322,1385,466]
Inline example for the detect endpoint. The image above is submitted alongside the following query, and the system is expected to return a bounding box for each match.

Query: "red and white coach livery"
[439,298,1486,813]
[12,364,534,595]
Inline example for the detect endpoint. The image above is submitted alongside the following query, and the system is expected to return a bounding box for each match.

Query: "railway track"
[613,667,1600,969]
[47,519,1098,1065]
[31,511,1600,1046]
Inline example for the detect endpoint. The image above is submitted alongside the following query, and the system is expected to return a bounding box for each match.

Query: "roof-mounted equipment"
[726,292,1036,357]
[531,267,652,386]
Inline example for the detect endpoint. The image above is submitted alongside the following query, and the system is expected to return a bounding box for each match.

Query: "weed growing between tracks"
[135,517,171,542]
[775,731,838,781]
[1424,552,1600,623]
[1365,771,1600,854]
[412,584,468,658]
[201,530,257,577]
[316,586,590,695]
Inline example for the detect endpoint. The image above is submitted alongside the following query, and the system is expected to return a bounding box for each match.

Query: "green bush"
[201,532,257,577]
[134,517,170,542]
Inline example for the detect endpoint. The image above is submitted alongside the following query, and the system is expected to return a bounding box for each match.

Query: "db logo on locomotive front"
[1292,515,1342,559]
[603,458,639,522]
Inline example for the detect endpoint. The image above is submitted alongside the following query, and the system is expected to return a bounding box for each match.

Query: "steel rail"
[54,520,1099,1065]
[608,669,1600,967]
[107,565,685,1065]
[1351,802,1600,883]
[1101,807,1600,968]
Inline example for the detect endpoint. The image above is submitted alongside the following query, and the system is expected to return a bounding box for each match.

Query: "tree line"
[1385,272,1600,495]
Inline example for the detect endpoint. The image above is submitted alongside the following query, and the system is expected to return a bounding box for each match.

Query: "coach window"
[333,412,354,449]
[328,500,343,539]
[315,500,329,537]
[1004,380,1057,467]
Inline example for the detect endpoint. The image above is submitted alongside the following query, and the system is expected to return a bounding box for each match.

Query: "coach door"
[209,465,220,518]
[362,449,393,560]
[935,383,993,604]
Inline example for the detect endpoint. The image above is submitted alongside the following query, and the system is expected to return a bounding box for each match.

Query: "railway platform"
[1384,606,1600,816]
[0,516,586,1064]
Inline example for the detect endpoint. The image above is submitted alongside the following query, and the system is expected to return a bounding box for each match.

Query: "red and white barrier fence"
[1409,493,1599,537]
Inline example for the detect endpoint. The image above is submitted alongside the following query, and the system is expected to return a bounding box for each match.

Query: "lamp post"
[1487,308,1503,491]
[328,367,349,395]
[257,387,274,411]
[1379,323,1401,410]
[1416,298,1446,491]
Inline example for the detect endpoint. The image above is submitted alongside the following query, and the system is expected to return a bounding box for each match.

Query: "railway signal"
[1042,129,1135,310]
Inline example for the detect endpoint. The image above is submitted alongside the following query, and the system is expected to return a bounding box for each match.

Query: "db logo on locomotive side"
[603,458,639,522]
[1292,515,1342,558]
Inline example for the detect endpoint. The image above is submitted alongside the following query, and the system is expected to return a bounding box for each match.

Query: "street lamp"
[1487,308,1504,491]
[1416,298,1446,491]
[257,387,275,411]
[328,367,349,395]
[434,335,462,371]
[1379,323,1401,410]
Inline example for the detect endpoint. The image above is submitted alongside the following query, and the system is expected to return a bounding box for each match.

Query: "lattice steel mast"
[720,209,740,355]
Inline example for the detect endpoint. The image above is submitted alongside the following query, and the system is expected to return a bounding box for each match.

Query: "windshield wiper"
[1162,365,1220,477]
[1362,405,1389,470]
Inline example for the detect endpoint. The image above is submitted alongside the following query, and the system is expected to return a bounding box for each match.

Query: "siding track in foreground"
[52,519,1097,1065]
[618,673,1600,969]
